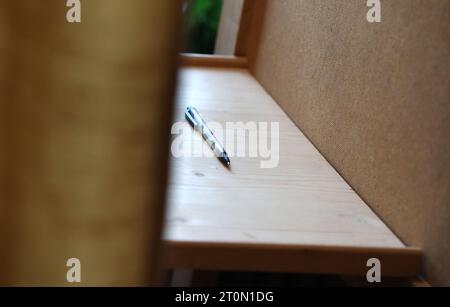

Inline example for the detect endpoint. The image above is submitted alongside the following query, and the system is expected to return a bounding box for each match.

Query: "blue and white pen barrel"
[185,107,231,166]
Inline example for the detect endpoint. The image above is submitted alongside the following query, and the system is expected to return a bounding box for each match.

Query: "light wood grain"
[163,67,422,276]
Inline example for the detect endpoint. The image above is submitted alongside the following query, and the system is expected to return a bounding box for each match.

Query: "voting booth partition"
[0,0,449,287]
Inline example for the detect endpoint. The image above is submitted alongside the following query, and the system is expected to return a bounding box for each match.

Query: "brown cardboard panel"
[252,0,450,285]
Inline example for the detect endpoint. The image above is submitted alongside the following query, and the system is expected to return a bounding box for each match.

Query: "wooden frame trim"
[234,0,267,67]
[181,0,266,68]
[179,53,248,69]
[162,241,422,278]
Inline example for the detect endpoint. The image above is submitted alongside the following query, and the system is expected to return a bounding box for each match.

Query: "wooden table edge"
[161,240,422,278]
[179,53,249,69]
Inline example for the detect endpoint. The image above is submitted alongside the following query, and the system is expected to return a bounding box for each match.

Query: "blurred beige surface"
[0,0,178,286]
[214,0,244,55]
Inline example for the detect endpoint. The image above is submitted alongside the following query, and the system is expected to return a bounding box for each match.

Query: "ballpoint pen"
[185,106,231,166]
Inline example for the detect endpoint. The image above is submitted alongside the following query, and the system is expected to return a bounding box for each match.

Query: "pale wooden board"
[163,67,420,275]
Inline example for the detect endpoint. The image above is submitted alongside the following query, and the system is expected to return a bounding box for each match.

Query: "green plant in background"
[183,0,224,54]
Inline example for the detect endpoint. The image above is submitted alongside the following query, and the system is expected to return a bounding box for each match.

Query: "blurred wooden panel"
[251,0,450,285]
[0,0,12,283]
[0,0,179,286]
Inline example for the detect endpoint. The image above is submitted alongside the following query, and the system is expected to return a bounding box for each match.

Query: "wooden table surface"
[162,67,421,277]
